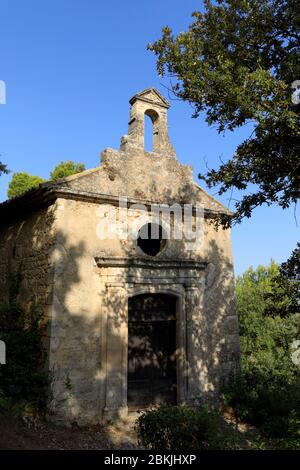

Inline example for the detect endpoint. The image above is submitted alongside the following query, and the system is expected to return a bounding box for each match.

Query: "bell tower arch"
[120,88,176,157]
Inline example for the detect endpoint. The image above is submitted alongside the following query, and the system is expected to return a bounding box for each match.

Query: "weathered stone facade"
[0,88,240,424]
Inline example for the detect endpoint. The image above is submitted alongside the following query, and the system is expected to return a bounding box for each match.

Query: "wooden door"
[127,294,177,408]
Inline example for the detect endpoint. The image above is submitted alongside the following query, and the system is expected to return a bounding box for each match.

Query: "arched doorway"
[127,293,177,408]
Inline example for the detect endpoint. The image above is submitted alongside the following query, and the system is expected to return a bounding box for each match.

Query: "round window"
[137,223,167,256]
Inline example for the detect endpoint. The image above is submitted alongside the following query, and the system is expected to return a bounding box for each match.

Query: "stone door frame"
[95,257,206,420]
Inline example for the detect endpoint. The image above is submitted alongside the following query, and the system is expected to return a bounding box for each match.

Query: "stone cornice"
[0,185,231,225]
[54,187,230,219]
[129,88,170,108]
[94,256,207,270]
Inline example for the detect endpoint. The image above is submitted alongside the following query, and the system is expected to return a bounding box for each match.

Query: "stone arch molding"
[102,277,199,420]
[144,108,159,123]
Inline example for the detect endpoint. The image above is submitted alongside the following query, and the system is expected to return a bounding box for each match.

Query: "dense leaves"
[137,404,244,452]
[137,404,222,450]
[149,0,300,225]
[7,160,86,199]
[7,172,45,199]
[280,242,300,281]
[50,160,86,181]
[224,255,300,439]
[0,275,50,410]
[0,161,8,177]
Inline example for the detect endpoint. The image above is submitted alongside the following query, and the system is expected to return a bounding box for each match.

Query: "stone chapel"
[0,88,240,424]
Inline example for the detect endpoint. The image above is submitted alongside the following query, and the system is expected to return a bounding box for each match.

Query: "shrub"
[0,276,50,411]
[225,259,300,439]
[224,370,300,438]
[136,404,222,450]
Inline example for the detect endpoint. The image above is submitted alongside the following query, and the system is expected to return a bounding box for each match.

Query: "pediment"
[129,88,170,108]
[48,149,230,215]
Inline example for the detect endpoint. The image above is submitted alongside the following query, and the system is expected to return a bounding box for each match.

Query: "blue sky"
[0,0,298,275]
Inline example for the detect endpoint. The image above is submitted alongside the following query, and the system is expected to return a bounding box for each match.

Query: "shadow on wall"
[47,230,101,424]
[45,225,239,425]
[198,237,239,404]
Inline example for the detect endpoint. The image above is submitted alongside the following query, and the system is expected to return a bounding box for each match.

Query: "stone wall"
[0,197,239,426]
[57,146,226,214]
[47,198,105,423]
[48,196,239,424]
[194,221,240,404]
[0,204,56,319]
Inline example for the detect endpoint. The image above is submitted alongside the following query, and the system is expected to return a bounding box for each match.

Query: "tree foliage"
[0,161,8,177]
[0,273,50,411]
[149,0,300,225]
[280,242,300,281]
[6,160,86,199]
[7,172,45,199]
[137,404,220,450]
[136,404,252,450]
[50,160,86,181]
[224,254,300,439]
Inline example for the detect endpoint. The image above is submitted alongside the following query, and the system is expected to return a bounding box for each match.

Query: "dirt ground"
[0,413,139,450]
[1,409,285,450]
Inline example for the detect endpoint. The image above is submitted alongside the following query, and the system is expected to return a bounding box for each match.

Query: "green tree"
[50,160,86,180]
[7,172,45,199]
[0,161,8,177]
[149,0,300,226]
[224,255,300,438]
[266,244,300,317]
[6,160,86,199]
[0,272,50,410]
[280,242,300,281]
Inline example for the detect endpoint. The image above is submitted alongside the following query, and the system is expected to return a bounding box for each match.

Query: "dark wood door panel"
[128,294,177,408]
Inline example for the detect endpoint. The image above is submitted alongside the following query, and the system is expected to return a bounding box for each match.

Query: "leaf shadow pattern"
[0,201,240,438]
[47,228,240,427]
